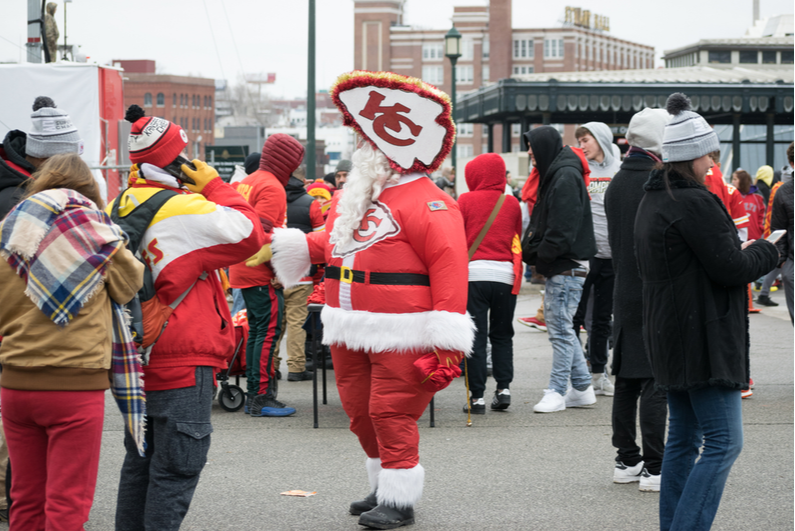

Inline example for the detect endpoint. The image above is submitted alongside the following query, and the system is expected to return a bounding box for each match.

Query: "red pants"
[1,388,105,531]
[332,345,434,469]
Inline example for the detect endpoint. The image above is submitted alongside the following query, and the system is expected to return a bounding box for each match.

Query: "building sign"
[205,145,249,181]
[564,7,610,32]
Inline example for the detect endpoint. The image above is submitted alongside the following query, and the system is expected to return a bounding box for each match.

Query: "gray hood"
[582,121,620,177]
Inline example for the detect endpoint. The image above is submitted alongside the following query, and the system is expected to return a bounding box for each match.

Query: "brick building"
[353,0,654,155]
[114,60,215,159]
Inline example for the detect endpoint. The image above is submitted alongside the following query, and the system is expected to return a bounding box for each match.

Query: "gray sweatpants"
[115,367,214,531]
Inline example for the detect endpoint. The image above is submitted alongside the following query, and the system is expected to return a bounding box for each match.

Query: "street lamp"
[445,25,461,178]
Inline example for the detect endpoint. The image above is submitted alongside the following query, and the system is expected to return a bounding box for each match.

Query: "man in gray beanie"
[604,107,670,493]
[0,96,83,219]
[335,159,352,189]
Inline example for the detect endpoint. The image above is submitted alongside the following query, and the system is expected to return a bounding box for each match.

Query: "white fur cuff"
[321,306,476,355]
[271,228,312,288]
[366,457,382,492]
[377,464,425,508]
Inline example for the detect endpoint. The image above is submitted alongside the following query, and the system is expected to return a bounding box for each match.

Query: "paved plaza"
[8,283,790,531]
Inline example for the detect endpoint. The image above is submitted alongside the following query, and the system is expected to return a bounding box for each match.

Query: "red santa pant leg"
[332,344,434,507]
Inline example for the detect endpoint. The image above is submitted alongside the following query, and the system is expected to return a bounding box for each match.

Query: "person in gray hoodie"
[572,122,621,397]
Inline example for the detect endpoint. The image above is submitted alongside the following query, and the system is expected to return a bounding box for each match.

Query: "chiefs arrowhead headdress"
[331,71,455,175]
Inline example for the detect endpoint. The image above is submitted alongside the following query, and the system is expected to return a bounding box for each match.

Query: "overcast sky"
[1,0,791,99]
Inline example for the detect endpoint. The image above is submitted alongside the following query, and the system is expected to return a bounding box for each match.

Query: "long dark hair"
[654,160,702,198]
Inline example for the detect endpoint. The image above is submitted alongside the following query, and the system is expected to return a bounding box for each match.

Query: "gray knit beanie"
[336,159,352,173]
[26,96,84,158]
[661,93,719,163]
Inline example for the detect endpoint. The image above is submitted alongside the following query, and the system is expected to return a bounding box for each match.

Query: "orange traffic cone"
[748,284,761,313]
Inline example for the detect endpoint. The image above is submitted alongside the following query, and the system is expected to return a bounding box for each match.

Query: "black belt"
[326,265,430,286]
[558,269,588,278]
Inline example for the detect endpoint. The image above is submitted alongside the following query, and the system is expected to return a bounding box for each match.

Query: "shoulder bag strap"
[468,194,506,261]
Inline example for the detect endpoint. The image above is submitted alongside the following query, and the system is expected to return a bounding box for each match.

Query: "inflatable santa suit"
[271,71,474,529]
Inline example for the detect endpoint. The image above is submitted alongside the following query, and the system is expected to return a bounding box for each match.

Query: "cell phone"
[162,155,197,185]
[766,229,787,244]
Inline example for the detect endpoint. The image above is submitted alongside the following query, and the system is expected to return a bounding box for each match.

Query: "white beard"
[329,143,401,250]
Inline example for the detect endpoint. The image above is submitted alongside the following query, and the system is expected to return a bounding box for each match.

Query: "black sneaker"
[349,491,378,516]
[463,397,486,414]
[249,394,296,417]
[491,389,511,410]
[756,295,779,307]
[287,370,313,381]
[358,504,414,529]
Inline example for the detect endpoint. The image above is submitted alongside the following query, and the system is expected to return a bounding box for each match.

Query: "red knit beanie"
[125,105,188,168]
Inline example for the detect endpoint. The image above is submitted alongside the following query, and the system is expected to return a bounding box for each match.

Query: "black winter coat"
[0,130,34,220]
[770,179,793,262]
[604,154,655,379]
[634,168,779,391]
[523,146,596,277]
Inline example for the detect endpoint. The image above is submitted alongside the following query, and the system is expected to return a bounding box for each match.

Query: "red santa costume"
[271,71,474,528]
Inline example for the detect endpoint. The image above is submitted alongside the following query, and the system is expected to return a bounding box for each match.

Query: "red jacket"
[459,153,523,293]
[740,191,766,240]
[271,174,474,355]
[229,170,286,287]
[705,166,749,231]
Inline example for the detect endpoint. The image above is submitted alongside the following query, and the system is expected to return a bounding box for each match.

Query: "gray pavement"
[12,283,794,530]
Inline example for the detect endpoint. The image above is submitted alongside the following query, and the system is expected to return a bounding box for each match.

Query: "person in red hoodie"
[458,153,522,413]
[731,169,766,240]
[229,133,305,417]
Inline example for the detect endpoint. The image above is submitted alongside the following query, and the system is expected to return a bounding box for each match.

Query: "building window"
[482,35,489,59]
[739,50,757,63]
[461,38,474,61]
[456,65,474,84]
[144,93,152,107]
[782,50,794,64]
[422,43,444,61]
[457,123,473,137]
[708,51,731,64]
[458,143,473,159]
[511,123,521,137]
[512,65,534,75]
[544,39,564,59]
[208,95,213,109]
[513,38,534,59]
[421,65,443,85]
[762,51,777,64]
[482,64,490,83]
[173,93,177,106]
[156,93,165,107]
[173,116,178,125]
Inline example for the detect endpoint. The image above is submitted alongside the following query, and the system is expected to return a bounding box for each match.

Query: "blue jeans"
[660,387,743,531]
[544,274,591,395]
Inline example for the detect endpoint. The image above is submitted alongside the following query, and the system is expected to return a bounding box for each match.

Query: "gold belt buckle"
[340,266,354,284]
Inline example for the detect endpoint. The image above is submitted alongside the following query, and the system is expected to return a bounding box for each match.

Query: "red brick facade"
[115,61,215,160]
[353,1,654,156]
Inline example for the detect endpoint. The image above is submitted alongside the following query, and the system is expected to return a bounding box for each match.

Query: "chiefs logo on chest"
[332,201,401,258]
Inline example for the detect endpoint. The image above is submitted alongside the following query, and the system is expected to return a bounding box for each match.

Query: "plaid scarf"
[0,188,146,456]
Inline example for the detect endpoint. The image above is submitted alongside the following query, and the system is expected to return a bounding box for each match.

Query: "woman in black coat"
[634,94,778,531]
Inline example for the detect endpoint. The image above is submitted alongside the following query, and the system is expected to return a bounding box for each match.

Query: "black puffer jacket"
[523,127,596,277]
[0,130,34,219]
[285,176,315,234]
[634,168,778,391]
[604,153,655,379]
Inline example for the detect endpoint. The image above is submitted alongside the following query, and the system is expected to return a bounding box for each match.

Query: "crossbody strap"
[468,194,506,261]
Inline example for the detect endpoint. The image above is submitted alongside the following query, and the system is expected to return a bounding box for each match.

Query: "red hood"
[259,133,305,186]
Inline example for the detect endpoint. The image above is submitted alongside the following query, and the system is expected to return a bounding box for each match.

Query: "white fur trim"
[377,464,424,508]
[366,457,382,492]
[271,228,312,288]
[321,306,476,355]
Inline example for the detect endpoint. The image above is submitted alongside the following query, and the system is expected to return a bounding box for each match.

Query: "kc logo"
[359,91,423,147]
[332,201,401,258]
[337,86,448,171]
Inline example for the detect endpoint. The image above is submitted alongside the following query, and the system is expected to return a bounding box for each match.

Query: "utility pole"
[307,0,316,181]
[26,0,43,63]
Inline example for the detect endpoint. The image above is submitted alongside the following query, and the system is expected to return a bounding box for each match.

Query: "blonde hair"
[25,153,104,208]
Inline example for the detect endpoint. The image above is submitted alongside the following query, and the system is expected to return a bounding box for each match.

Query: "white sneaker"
[592,373,615,397]
[564,385,596,408]
[639,468,661,492]
[613,461,644,484]
[533,389,566,413]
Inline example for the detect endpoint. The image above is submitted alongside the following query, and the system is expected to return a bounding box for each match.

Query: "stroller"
[216,309,248,412]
